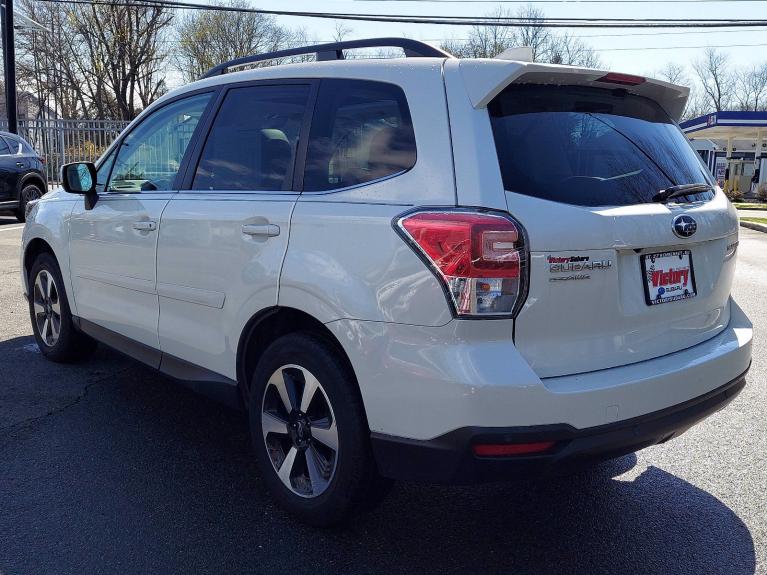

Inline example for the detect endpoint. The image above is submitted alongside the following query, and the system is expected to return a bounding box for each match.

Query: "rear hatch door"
[487,83,739,378]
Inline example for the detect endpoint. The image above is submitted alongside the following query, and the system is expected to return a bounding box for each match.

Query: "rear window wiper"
[653,183,714,203]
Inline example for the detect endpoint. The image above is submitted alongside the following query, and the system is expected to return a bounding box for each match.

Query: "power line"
[428,27,767,39]
[156,36,767,52]
[37,0,762,21]
[83,0,767,22]
[562,27,767,37]
[597,41,767,50]
[353,0,767,3]
[34,0,767,28]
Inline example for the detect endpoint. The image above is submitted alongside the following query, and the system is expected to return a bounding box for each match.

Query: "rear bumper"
[329,298,752,441]
[372,366,749,483]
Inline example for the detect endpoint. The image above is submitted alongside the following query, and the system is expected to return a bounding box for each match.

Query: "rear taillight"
[395,209,528,318]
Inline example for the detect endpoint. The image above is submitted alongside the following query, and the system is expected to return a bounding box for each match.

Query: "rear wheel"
[15,183,43,223]
[28,253,96,362]
[249,333,390,526]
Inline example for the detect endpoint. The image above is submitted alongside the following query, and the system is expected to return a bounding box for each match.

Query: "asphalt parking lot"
[1,213,765,575]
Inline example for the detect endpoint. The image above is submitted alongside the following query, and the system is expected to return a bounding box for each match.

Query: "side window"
[0,137,11,156]
[95,148,117,193]
[303,79,416,192]
[4,135,21,154]
[108,93,211,192]
[192,84,310,191]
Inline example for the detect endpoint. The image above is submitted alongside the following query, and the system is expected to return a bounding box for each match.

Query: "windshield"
[488,85,715,207]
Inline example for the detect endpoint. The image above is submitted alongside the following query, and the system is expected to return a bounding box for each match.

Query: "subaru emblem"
[673,215,697,238]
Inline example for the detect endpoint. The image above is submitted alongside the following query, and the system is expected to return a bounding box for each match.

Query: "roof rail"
[200,37,454,79]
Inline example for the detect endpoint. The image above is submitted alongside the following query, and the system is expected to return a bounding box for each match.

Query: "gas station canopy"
[680,112,767,197]
[680,111,767,141]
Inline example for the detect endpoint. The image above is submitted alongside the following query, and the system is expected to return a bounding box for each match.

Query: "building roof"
[680,111,767,140]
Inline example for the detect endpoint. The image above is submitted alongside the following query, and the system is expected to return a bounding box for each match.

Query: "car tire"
[249,332,391,526]
[28,252,97,362]
[15,183,43,223]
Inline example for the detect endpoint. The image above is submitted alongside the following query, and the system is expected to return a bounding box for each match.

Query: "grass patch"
[741,217,767,225]
[733,202,767,210]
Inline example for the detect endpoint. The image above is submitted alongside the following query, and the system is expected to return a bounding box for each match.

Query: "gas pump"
[752,133,764,198]
[730,159,754,197]
[723,138,733,195]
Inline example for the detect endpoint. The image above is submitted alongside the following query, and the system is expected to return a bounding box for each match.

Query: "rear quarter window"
[488,85,714,207]
[19,138,35,154]
[303,79,416,192]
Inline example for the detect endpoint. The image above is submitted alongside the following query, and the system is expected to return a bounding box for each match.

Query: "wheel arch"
[23,237,56,285]
[19,172,46,197]
[236,306,360,410]
[22,234,78,318]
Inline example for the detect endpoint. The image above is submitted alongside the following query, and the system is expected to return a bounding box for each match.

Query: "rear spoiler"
[452,59,690,121]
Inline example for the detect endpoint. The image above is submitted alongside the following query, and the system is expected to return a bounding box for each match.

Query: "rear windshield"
[488,85,714,207]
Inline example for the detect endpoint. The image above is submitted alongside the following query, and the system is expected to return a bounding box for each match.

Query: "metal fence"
[0,119,129,183]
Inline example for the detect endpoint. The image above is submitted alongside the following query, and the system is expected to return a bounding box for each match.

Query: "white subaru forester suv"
[21,39,752,525]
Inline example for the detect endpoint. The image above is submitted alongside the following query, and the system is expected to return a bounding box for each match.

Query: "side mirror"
[61,162,97,195]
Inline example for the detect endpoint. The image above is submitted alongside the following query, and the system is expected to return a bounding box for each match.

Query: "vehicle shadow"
[0,338,756,575]
[369,460,756,575]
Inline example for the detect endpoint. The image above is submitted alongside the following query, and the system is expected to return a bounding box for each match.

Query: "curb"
[740,221,767,234]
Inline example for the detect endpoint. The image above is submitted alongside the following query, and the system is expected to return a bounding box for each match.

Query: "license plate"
[641,250,697,306]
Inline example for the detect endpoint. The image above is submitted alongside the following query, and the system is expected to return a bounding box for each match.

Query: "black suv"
[0,131,46,222]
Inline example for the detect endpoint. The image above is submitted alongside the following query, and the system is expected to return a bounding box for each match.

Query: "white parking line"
[0,225,24,232]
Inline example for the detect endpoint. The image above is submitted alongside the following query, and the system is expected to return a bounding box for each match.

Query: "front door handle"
[15,162,25,168]
[242,223,280,237]
[132,221,157,231]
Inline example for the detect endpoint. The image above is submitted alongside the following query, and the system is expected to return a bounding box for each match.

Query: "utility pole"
[1,0,16,134]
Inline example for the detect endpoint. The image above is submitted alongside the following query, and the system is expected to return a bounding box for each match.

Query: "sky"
[175,0,767,86]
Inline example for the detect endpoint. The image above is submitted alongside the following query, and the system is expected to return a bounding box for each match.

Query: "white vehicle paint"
[20,39,752,523]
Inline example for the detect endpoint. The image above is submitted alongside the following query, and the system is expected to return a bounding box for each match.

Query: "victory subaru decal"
[548,255,612,282]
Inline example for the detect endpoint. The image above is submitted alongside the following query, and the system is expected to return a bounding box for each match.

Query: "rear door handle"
[15,162,25,168]
[132,221,157,231]
[242,223,280,237]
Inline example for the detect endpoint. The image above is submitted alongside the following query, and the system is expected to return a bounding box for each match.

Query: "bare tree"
[657,62,688,86]
[18,0,172,119]
[18,1,89,118]
[548,32,602,68]
[174,0,304,83]
[440,4,599,65]
[73,3,172,119]
[513,4,551,62]
[693,48,735,112]
[441,8,516,59]
[332,21,353,43]
[735,63,767,111]
[679,87,708,121]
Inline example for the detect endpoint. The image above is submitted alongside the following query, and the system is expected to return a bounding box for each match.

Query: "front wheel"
[249,333,390,526]
[28,253,96,362]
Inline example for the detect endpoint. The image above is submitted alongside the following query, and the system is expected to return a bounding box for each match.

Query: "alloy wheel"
[23,185,42,204]
[261,364,339,498]
[33,269,61,347]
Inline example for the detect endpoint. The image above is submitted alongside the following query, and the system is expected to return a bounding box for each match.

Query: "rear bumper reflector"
[472,441,556,457]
